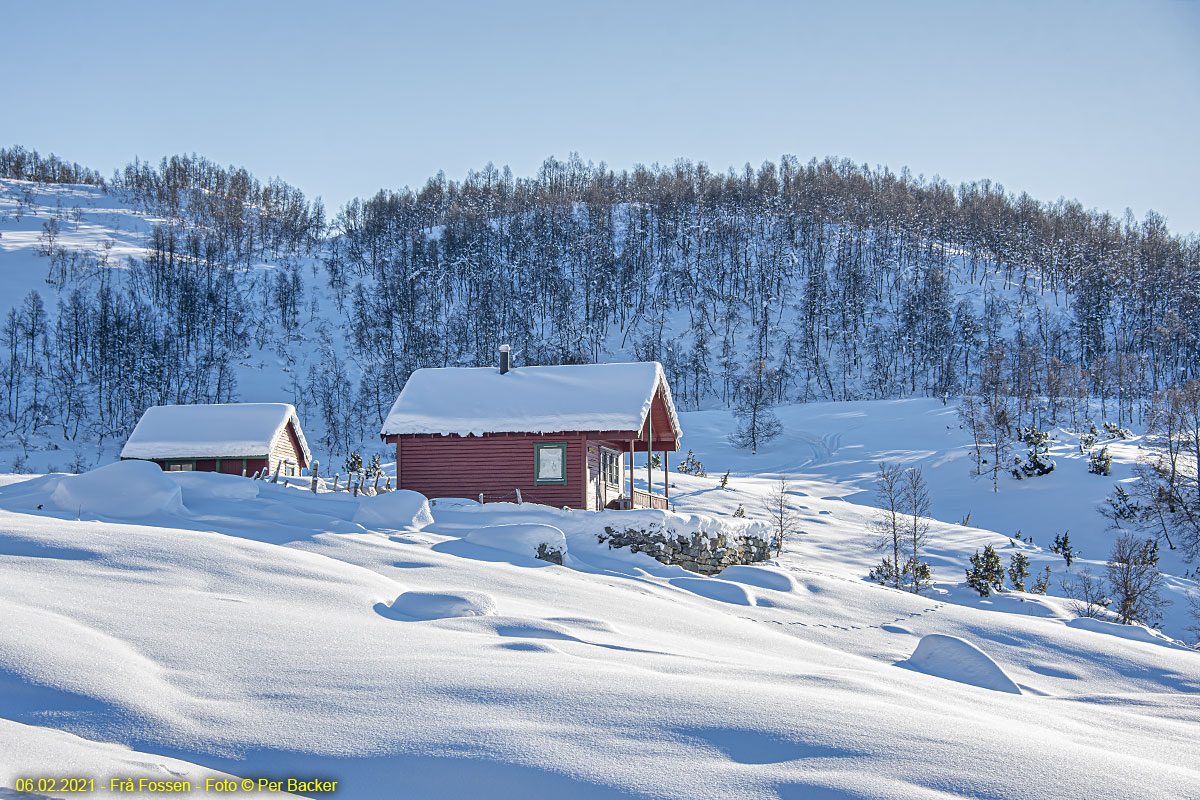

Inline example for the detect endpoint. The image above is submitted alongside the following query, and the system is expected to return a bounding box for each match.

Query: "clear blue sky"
[4,0,1198,233]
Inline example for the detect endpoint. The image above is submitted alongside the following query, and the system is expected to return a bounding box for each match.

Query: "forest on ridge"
[0,144,1196,459]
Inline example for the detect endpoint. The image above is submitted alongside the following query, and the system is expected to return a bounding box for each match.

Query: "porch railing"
[631,488,669,510]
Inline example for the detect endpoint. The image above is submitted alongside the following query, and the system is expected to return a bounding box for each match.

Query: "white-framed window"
[600,448,621,485]
[534,442,568,485]
[166,461,194,472]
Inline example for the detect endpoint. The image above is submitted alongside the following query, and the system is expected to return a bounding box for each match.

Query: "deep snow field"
[2,399,1199,800]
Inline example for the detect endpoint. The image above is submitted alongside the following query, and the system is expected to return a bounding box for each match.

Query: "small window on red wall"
[534,442,567,485]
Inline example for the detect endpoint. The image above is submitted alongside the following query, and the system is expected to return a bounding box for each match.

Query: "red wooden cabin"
[380,350,682,510]
[120,403,312,478]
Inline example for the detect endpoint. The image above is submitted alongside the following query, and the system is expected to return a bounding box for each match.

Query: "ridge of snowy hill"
[1,397,1198,799]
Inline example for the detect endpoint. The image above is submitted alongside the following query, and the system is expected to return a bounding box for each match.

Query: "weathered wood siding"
[269,420,306,475]
[394,432,588,508]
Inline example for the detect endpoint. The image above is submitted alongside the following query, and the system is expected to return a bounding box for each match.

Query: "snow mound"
[719,564,798,592]
[380,590,498,621]
[464,523,567,561]
[905,633,1022,694]
[670,577,756,606]
[353,490,434,530]
[1067,617,1187,649]
[50,461,185,519]
[167,471,259,502]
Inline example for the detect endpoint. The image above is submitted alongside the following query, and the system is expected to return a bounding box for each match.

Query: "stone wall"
[599,524,773,575]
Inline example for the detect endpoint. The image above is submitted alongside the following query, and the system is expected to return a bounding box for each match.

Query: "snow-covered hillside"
[2,399,1198,799]
[0,177,352,474]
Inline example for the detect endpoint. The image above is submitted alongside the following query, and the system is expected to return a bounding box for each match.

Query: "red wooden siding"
[394,432,589,508]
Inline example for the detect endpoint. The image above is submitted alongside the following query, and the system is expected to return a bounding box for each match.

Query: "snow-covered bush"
[1013,425,1055,479]
[1103,421,1133,440]
[1088,446,1112,476]
[675,449,707,477]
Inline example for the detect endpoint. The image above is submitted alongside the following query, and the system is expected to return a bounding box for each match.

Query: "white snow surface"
[464,523,567,560]
[120,403,312,463]
[2,401,1200,798]
[0,460,186,519]
[904,633,1023,694]
[1066,616,1189,650]
[379,361,682,438]
[379,590,499,621]
[351,489,434,530]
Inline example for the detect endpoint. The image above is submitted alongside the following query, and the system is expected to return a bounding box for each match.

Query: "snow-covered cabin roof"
[120,403,312,463]
[380,362,682,440]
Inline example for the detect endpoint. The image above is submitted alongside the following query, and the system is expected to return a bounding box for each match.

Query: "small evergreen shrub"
[966,545,1005,597]
[1031,566,1052,594]
[1088,446,1112,476]
[1050,531,1075,567]
[676,449,707,477]
[1103,421,1132,440]
[1008,552,1031,592]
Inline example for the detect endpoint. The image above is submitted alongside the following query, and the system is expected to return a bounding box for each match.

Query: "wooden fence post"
[310,460,320,492]
[515,488,523,504]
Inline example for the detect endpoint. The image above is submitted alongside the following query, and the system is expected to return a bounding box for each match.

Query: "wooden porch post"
[664,450,669,501]
[646,405,653,501]
[628,439,634,505]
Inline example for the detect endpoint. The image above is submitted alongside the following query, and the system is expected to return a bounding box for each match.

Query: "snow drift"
[31,461,186,519]
[379,590,499,621]
[353,490,434,530]
[464,523,567,561]
[904,633,1022,694]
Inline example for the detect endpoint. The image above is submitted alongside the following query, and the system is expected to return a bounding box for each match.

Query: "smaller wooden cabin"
[121,403,312,477]
[380,354,682,510]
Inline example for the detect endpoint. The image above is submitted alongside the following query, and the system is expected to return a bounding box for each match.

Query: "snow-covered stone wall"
[599,520,772,575]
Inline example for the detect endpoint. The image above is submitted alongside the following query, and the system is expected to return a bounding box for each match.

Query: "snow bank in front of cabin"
[905,633,1023,694]
[167,470,260,502]
[427,501,769,572]
[464,523,567,561]
[0,461,185,519]
[353,490,434,530]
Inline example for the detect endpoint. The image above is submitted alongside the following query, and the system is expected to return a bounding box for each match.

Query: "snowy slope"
[0,178,351,473]
[1,403,1198,799]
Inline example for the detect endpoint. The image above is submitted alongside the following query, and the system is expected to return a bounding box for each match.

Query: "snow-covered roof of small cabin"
[380,362,682,440]
[120,403,312,463]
